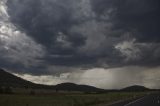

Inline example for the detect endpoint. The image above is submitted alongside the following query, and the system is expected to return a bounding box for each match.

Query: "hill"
[121,85,150,92]
[1,68,154,92]
[0,68,103,92]
[54,83,103,92]
[0,68,38,88]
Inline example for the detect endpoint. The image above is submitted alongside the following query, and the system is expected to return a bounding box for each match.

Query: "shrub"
[0,87,4,94]
[30,90,36,95]
[4,87,13,94]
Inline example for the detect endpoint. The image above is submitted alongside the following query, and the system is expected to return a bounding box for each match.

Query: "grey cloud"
[15,66,160,89]
[92,0,160,42]
[0,0,159,75]
[0,0,45,73]
[115,0,160,42]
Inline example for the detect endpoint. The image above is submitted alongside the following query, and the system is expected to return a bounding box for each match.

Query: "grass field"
[0,92,147,106]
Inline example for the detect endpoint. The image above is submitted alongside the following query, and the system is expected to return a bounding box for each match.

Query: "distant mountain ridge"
[55,83,103,92]
[121,85,150,92]
[0,68,156,92]
[0,68,103,92]
[0,68,35,88]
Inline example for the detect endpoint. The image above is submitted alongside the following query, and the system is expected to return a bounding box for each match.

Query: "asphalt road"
[108,93,160,106]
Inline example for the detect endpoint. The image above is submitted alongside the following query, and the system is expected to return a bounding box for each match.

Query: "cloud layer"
[0,0,45,73]
[15,66,160,89]
[0,0,160,88]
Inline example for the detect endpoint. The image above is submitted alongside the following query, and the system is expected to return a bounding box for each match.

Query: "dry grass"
[0,92,147,106]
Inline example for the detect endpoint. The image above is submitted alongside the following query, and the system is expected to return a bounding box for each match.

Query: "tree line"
[0,86,13,94]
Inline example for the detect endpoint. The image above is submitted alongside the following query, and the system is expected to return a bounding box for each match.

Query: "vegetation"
[29,90,36,95]
[0,87,3,94]
[0,68,154,106]
[0,87,13,94]
[4,87,13,94]
[0,92,147,106]
[0,69,103,92]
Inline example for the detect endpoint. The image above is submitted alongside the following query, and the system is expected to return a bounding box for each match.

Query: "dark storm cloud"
[2,0,160,74]
[116,0,160,42]
[7,0,86,47]
[92,0,160,41]
[6,0,89,68]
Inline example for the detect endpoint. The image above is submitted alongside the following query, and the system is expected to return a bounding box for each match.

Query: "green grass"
[0,92,147,106]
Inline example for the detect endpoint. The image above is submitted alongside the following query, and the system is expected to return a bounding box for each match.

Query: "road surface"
[108,93,160,106]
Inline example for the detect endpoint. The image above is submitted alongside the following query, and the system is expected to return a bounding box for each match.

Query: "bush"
[0,87,4,94]
[30,90,36,95]
[4,87,13,94]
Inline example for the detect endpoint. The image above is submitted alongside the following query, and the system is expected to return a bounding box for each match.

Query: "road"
[108,93,160,106]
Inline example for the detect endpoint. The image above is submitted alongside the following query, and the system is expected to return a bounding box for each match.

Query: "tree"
[4,87,13,94]
[56,88,59,93]
[30,90,35,95]
[0,87,4,94]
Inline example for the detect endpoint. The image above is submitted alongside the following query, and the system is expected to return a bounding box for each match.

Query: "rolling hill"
[0,68,35,88]
[1,68,155,92]
[121,85,150,92]
[55,83,103,92]
[0,68,103,92]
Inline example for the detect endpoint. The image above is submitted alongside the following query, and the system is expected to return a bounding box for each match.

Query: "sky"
[0,0,160,89]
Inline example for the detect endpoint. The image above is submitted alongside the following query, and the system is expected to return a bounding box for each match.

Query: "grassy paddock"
[0,92,147,106]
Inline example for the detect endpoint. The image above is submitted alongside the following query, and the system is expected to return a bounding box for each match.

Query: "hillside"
[121,85,150,92]
[0,68,35,88]
[1,68,153,92]
[0,68,103,92]
[55,83,103,92]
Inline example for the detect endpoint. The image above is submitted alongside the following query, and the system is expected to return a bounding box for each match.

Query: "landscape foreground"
[0,92,147,106]
[0,69,157,106]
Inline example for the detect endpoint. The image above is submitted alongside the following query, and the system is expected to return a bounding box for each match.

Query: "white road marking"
[124,96,147,106]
